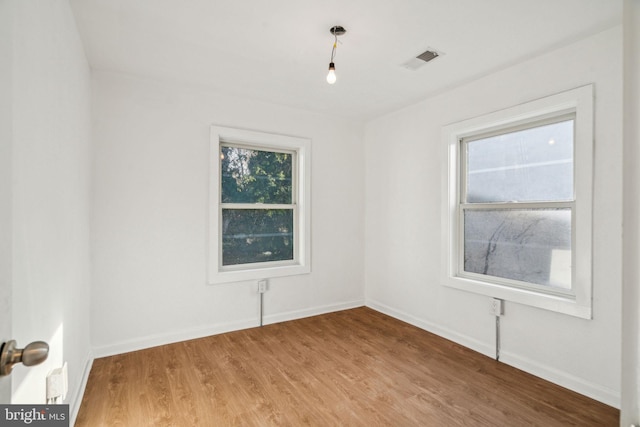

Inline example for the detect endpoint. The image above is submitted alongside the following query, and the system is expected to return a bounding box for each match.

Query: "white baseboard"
[499,350,620,408]
[92,318,258,358]
[70,350,94,427]
[366,299,495,358]
[92,299,366,359]
[264,299,365,325]
[366,298,621,409]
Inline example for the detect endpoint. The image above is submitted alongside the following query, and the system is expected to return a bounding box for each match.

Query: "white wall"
[9,0,92,418]
[90,71,365,355]
[364,27,622,407]
[0,0,14,404]
[622,0,640,424]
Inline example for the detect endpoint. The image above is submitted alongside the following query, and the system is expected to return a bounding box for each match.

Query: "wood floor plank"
[75,307,619,426]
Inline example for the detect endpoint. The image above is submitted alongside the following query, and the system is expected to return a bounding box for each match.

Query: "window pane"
[463,208,571,289]
[221,146,292,204]
[222,209,294,266]
[466,120,573,203]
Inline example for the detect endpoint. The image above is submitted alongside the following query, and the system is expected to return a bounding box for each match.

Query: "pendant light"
[326,26,346,84]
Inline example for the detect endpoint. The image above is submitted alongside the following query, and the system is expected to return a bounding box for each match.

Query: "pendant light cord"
[329,33,338,62]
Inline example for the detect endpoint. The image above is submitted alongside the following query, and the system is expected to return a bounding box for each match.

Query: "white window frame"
[208,125,311,284]
[441,85,594,319]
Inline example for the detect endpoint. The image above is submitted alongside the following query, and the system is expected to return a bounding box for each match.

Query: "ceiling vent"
[403,49,441,70]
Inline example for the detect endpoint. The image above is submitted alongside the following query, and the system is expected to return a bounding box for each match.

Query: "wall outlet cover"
[491,298,504,316]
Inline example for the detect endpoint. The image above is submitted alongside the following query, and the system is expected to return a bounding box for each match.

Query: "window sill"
[443,274,592,319]
[208,262,310,285]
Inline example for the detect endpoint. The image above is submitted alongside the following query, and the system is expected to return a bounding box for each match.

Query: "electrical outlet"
[257,279,268,293]
[491,298,504,316]
[46,362,68,402]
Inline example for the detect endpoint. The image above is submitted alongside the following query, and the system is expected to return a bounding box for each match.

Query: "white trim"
[220,203,295,210]
[263,300,365,325]
[441,85,594,319]
[69,351,93,427]
[365,299,494,358]
[208,125,311,284]
[92,300,364,359]
[365,299,619,408]
[500,350,620,408]
[92,318,258,358]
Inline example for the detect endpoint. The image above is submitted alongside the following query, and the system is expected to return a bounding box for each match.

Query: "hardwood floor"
[75,307,618,426]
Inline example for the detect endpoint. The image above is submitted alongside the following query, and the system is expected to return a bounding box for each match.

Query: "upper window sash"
[220,143,296,206]
[460,114,576,206]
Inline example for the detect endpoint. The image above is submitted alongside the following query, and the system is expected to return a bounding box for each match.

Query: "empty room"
[2,0,640,426]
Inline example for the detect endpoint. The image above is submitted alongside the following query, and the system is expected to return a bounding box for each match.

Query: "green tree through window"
[220,145,294,266]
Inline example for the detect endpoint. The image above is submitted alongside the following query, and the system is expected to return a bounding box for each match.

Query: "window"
[442,86,593,318]
[209,126,310,284]
[462,116,575,290]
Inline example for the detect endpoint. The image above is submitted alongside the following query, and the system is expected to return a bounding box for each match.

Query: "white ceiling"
[69,0,621,121]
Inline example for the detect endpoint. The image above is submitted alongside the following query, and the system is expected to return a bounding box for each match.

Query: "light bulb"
[326,62,336,84]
